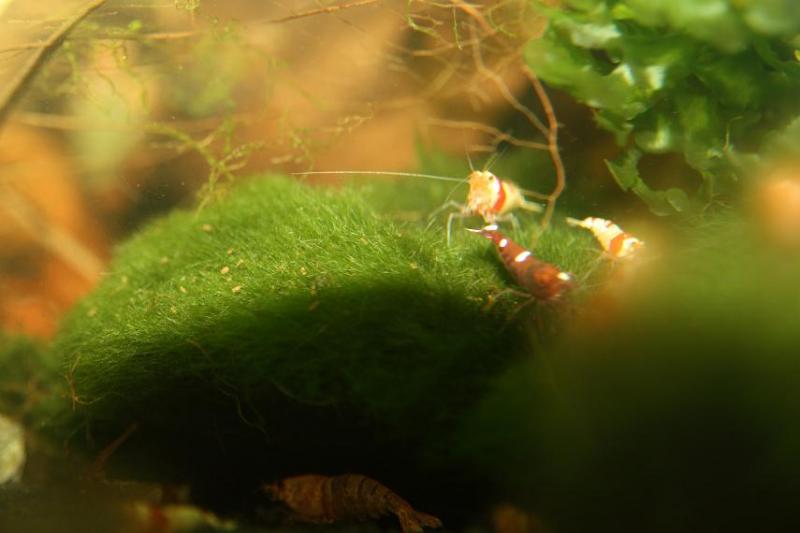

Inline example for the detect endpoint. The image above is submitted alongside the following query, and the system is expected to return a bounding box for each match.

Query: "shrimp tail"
[395,508,444,533]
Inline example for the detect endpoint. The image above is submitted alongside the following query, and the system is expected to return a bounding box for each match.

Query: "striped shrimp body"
[293,170,544,244]
[468,224,573,301]
[566,216,644,260]
[435,170,543,244]
[264,474,442,533]
[465,170,541,222]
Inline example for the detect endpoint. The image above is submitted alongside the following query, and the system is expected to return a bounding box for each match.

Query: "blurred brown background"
[0,0,582,337]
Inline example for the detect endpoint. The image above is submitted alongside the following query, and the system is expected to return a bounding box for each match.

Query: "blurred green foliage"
[0,334,57,422]
[527,0,800,214]
[456,209,800,532]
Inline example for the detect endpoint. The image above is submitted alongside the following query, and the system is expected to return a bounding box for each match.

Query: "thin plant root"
[264,473,443,533]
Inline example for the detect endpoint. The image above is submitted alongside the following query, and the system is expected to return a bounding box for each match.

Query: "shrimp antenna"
[465,148,475,172]
[483,153,497,172]
[484,144,510,172]
[291,170,466,183]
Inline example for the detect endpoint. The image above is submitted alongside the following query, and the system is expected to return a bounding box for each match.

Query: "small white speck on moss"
[220,266,230,275]
[232,285,242,294]
[179,286,188,294]
[201,224,213,233]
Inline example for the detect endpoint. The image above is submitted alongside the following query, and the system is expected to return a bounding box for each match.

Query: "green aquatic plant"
[527,0,800,214]
[52,175,597,497]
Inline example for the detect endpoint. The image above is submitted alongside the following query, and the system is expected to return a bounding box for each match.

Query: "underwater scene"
[2,1,800,532]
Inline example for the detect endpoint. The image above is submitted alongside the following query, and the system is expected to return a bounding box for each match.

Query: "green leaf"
[631,183,691,216]
[527,0,800,213]
[634,106,678,153]
[606,148,642,191]
[606,149,690,215]
[596,110,634,144]
[623,0,748,52]
[525,36,647,119]
[665,186,692,212]
[742,0,800,36]
[693,52,767,109]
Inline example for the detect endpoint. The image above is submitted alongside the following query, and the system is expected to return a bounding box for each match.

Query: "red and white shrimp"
[468,224,573,301]
[294,169,544,243]
[465,170,543,222]
[566,216,644,260]
[431,170,543,244]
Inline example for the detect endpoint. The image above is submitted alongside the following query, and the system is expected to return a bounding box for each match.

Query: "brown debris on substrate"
[264,473,442,533]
